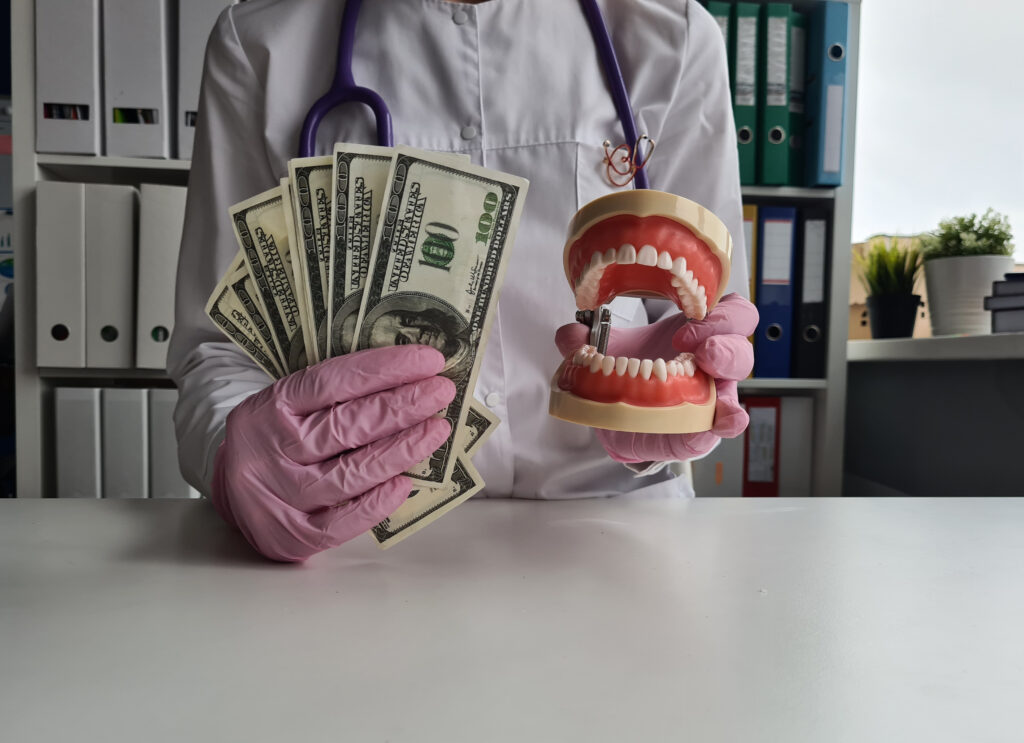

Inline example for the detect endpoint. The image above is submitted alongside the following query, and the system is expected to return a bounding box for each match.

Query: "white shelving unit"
[733,0,862,497]
[848,332,1024,362]
[36,154,192,171]
[12,0,862,498]
[12,0,188,499]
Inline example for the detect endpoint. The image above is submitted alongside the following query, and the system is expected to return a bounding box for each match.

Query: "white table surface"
[2,498,1023,742]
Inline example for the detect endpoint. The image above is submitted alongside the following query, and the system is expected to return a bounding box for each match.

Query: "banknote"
[230,185,308,373]
[280,177,317,367]
[353,147,528,487]
[288,156,333,362]
[327,143,395,357]
[372,386,501,548]
[327,146,470,357]
[372,454,484,549]
[462,401,500,461]
[205,255,284,379]
[228,262,286,377]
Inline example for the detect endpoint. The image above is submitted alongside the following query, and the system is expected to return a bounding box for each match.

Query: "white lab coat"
[168,0,748,501]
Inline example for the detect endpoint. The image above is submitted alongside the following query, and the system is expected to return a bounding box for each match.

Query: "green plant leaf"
[854,237,922,296]
[920,209,1015,261]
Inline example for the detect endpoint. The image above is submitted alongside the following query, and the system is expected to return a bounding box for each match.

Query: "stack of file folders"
[35,0,236,159]
[744,203,830,379]
[54,387,198,499]
[983,275,1024,333]
[703,0,850,187]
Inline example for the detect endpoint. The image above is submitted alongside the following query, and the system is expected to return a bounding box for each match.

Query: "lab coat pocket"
[575,140,621,209]
[575,141,645,328]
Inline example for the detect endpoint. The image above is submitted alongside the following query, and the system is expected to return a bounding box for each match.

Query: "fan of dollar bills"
[205,144,529,547]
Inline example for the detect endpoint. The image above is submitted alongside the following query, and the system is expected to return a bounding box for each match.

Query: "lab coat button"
[485,392,501,408]
[460,125,478,141]
[452,9,469,25]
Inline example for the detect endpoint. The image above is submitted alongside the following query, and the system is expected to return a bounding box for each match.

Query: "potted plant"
[854,237,923,338]
[920,209,1015,335]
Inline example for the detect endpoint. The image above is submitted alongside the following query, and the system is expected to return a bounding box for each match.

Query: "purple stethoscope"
[298,0,652,189]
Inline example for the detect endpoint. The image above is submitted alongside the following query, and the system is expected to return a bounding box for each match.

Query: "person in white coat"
[168,0,756,562]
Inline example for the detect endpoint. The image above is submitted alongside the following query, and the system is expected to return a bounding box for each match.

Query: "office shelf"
[36,154,192,171]
[848,333,1024,362]
[38,367,173,382]
[12,0,863,497]
[739,378,829,391]
[740,185,836,200]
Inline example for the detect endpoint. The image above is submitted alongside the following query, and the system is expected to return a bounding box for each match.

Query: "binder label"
[743,219,754,276]
[802,220,827,303]
[736,17,757,107]
[748,407,777,483]
[789,26,806,113]
[762,219,794,284]
[824,85,844,173]
[766,16,788,106]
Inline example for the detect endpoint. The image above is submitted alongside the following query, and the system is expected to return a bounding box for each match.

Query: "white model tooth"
[590,251,604,269]
[671,277,684,288]
[653,358,668,382]
[627,358,641,377]
[601,355,616,376]
[617,243,636,264]
[657,251,673,270]
[589,354,605,373]
[672,256,687,276]
[615,356,629,376]
[573,348,588,365]
[667,360,680,376]
[637,244,658,266]
[696,284,707,301]
[683,270,694,284]
[604,248,617,264]
[683,358,696,376]
[640,359,654,380]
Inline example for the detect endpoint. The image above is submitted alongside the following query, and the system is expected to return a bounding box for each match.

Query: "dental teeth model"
[549,189,733,434]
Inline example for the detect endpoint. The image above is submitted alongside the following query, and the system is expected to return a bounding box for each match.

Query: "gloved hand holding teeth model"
[556,292,757,464]
[551,190,758,463]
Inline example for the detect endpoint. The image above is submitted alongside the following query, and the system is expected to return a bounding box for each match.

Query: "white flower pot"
[924,255,1015,335]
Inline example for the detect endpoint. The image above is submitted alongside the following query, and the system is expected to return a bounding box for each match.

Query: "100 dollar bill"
[353,147,528,488]
[372,454,484,548]
[205,254,284,379]
[327,143,395,357]
[289,157,334,362]
[230,185,308,373]
[373,399,499,547]
[462,401,500,461]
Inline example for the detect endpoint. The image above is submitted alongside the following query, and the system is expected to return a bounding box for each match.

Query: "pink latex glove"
[554,293,758,464]
[211,345,456,562]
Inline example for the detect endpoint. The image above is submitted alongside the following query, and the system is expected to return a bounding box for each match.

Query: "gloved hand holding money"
[206,145,528,549]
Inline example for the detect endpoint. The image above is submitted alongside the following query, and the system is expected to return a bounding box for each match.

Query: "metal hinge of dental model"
[575,304,612,355]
